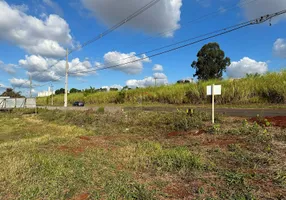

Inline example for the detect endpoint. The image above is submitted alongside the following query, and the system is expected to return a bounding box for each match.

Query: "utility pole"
[154,78,157,87]
[29,75,32,98]
[51,83,54,106]
[64,48,69,107]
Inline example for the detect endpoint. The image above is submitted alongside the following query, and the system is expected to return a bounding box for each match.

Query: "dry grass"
[37,71,286,106]
[0,109,285,199]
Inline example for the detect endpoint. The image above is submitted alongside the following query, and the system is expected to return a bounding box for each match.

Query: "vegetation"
[0,109,285,199]
[55,88,65,95]
[70,88,82,93]
[0,88,23,98]
[191,42,231,80]
[38,71,286,106]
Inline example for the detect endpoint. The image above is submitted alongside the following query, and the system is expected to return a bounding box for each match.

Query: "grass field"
[0,109,286,199]
[37,71,286,106]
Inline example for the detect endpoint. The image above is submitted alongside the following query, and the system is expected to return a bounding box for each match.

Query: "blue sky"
[0,0,285,96]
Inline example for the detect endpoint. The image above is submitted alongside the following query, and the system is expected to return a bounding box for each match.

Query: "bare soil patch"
[250,116,286,128]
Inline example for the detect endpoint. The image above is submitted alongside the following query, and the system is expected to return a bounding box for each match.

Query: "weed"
[96,107,105,114]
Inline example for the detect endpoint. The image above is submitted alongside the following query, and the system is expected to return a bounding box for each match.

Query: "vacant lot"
[0,109,285,199]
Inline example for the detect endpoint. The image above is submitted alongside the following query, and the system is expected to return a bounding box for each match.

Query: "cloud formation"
[18,55,94,82]
[152,64,163,71]
[240,0,286,21]
[227,57,268,78]
[273,38,286,58]
[43,0,64,16]
[0,60,17,74]
[0,1,72,57]
[9,78,30,88]
[100,51,151,74]
[81,0,182,37]
[126,73,168,88]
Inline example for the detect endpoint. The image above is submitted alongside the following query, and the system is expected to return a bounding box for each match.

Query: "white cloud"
[101,51,151,74]
[227,57,268,78]
[0,83,8,89]
[18,55,94,82]
[101,84,123,91]
[126,73,168,88]
[81,0,182,37]
[240,0,286,21]
[153,72,167,79]
[153,64,163,71]
[0,60,17,74]
[0,1,72,57]
[43,0,64,16]
[273,38,286,58]
[9,78,30,88]
[11,4,29,12]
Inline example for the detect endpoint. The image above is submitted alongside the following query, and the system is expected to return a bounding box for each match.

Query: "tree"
[191,42,231,80]
[55,88,65,95]
[70,88,81,93]
[1,88,23,98]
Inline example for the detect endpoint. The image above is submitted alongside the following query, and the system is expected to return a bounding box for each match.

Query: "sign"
[207,85,221,95]
[206,84,222,124]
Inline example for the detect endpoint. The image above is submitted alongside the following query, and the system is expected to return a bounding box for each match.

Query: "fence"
[0,98,36,109]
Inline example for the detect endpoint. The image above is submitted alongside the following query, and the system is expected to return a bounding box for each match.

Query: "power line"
[69,0,161,54]
[70,0,260,73]
[37,0,161,81]
[70,9,286,75]
[125,0,260,45]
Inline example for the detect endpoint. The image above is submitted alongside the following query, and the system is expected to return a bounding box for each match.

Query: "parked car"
[73,101,85,107]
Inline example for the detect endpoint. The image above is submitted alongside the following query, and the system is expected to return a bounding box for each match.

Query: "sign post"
[207,84,222,124]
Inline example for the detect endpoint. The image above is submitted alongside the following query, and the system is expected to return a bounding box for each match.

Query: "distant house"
[37,87,55,97]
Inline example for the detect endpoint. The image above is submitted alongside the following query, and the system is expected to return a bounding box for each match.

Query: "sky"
[0,0,285,96]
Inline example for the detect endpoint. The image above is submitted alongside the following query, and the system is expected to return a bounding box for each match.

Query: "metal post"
[212,84,215,124]
[64,48,69,107]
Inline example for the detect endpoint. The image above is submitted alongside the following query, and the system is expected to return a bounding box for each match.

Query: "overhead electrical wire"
[69,9,286,75]
[69,0,161,54]
[69,0,260,72]
[35,0,161,76]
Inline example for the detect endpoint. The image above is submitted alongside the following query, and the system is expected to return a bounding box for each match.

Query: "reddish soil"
[77,136,91,141]
[202,137,241,148]
[250,116,286,128]
[164,183,193,199]
[71,193,89,200]
[167,131,188,137]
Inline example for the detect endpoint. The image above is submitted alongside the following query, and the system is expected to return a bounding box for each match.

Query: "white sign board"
[207,85,222,96]
[26,98,36,108]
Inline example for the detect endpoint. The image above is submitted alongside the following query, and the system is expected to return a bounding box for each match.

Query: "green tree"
[70,88,81,93]
[1,88,23,98]
[55,88,65,95]
[191,42,231,80]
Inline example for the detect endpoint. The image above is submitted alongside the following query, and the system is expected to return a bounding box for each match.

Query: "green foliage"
[1,88,23,98]
[191,42,231,80]
[97,107,105,113]
[173,109,209,131]
[70,88,81,93]
[55,88,65,95]
[37,71,286,106]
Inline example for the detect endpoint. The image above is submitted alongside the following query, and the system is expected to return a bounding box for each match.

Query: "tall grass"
[37,71,286,105]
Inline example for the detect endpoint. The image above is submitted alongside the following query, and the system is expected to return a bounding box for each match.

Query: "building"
[37,87,55,97]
